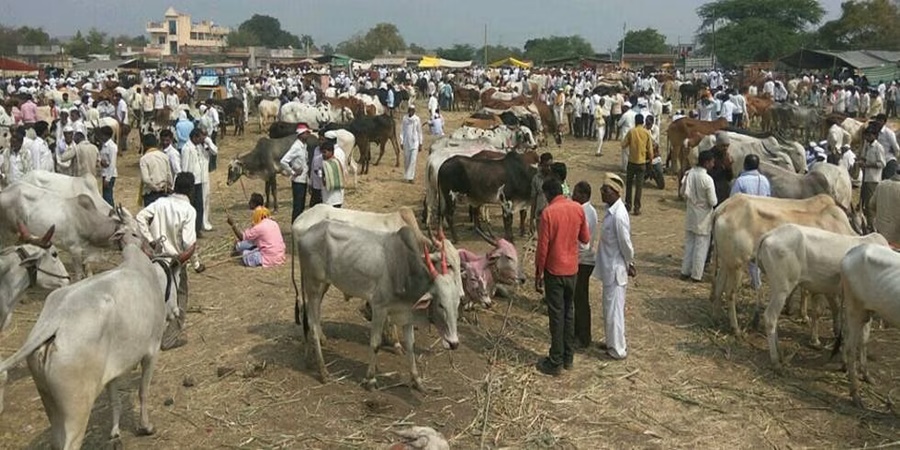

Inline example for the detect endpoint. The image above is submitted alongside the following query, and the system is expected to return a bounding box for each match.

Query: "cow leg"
[404,324,425,391]
[71,250,87,281]
[107,378,122,440]
[519,209,527,237]
[799,289,810,324]
[373,140,386,166]
[393,136,401,167]
[446,197,459,243]
[29,366,64,448]
[827,294,841,344]
[764,287,790,369]
[270,177,278,213]
[502,211,514,243]
[136,353,158,436]
[860,317,873,384]
[844,306,867,407]
[364,306,389,390]
[809,293,824,349]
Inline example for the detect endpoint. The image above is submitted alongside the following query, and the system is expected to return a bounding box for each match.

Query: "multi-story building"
[144,7,229,57]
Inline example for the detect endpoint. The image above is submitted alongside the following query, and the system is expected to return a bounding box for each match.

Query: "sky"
[0,0,847,51]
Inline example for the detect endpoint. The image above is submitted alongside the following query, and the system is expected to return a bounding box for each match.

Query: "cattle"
[462,112,503,130]
[0,230,193,448]
[206,98,245,138]
[450,125,537,151]
[227,135,296,210]
[280,102,330,127]
[871,176,900,245]
[257,99,280,132]
[667,117,730,177]
[295,219,459,390]
[457,228,526,309]
[453,85,481,111]
[769,103,821,141]
[436,151,536,242]
[320,96,366,118]
[0,225,68,332]
[334,114,400,174]
[745,95,774,129]
[679,82,702,107]
[265,126,359,187]
[756,224,888,369]
[0,173,136,280]
[837,244,900,407]
[710,194,857,335]
[758,161,854,211]
[691,131,806,176]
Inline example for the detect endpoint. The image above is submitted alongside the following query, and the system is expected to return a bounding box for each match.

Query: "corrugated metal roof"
[781,49,900,69]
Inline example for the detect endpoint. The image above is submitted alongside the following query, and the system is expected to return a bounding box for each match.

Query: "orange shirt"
[536,195,590,277]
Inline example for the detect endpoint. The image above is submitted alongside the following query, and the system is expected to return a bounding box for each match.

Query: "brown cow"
[666,117,729,178]
[745,95,774,130]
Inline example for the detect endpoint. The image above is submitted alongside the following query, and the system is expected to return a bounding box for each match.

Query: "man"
[616,101,635,145]
[534,177,590,375]
[592,173,635,360]
[400,105,423,183]
[316,138,346,207]
[159,129,181,176]
[55,125,75,175]
[181,129,208,235]
[226,194,286,268]
[731,89,747,128]
[718,93,737,125]
[30,121,55,172]
[0,128,32,186]
[61,131,99,181]
[873,114,900,179]
[98,126,118,206]
[572,181,598,349]
[531,152,554,232]
[203,103,220,144]
[20,95,37,126]
[174,110,194,151]
[139,134,173,206]
[621,114,653,215]
[115,92,129,152]
[280,123,313,221]
[681,151,717,283]
[69,109,86,136]
[839,144,862,187]
[731,154,772,288]
[198,128,218,231]
[708,131,734,206]
[861,125,886,229]
[135,172,199,351]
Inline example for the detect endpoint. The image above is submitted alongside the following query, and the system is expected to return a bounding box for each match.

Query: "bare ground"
[1,106,899,449]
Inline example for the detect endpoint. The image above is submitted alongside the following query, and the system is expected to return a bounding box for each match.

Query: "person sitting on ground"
[226,193,286,268]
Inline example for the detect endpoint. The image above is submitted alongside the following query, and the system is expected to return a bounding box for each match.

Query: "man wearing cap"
[681,151,717,283]
[621,114,653,215]
[55,125,75,175]
[0,128,33,187]
[139,134,173,207]
[593,173,635,360]
[181,129,209,236]
[280,123,313,221]
[400,105,423,183]
[534,177,590,375]
[616,101,635,144]
[115,92,129,152]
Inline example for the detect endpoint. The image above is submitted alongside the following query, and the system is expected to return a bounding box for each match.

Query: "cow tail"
[831,276,846,359]
[0,325,59,413]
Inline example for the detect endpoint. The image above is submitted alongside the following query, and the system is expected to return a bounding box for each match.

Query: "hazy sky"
[1,0,846,51]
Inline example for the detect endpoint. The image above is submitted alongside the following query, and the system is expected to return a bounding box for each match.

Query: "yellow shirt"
[622,126,654,165]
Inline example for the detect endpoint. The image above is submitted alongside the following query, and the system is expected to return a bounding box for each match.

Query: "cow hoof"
[110,437,123,450]
[772,364,786,377]
[136,425,155,436]
[809,340,823,350]
[799,315,810,324]
[363,377,378,391]
[410,377,428,393]
[852,394,865,409]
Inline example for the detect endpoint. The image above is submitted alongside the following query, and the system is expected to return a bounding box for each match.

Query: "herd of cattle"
[0,73,900,448]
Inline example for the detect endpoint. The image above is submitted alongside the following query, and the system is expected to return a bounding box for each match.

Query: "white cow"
[756,224,887,368]
[0,232,193,448]
[450,125,537,151]
[758,161,854,210]
[871,176,900,245]
[692,132,807,175]
[0,225,69,332]
[280,102,329,127]
[839,244,900,407]
[257,99,280,132]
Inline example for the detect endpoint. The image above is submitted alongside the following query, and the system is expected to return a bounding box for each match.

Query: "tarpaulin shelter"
[780,49,900,82]
[0,57,40,77]
[489,57,533,68]
[418,56,473,68]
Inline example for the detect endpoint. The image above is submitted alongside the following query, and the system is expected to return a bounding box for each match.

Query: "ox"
[296,220,459,390]
[333,114,400,173]
[668,117,730,178]
[0,225,69,332]
[0,231,193,448]
[837,244,900,407]
[710,194,857,335]
[450,125,537,151]
[758,161,854,211]
[457,228,526,309]
[257,99,280,132]
[872,176,900,245]
[206,98,245,138]
[756,224,887,369]
[227,135,297,211]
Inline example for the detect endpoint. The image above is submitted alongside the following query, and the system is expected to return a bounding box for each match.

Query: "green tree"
[85,28,108,55]
[523,35,594,63]
[435,44,476,61]
[0,24,52,55]
[19,26,51,46]
[237,14,301,48]
[226,29,261,47]
[336,23,406,60]
[320,43,335,55]
[696,0,825,67]
[66,31,89,59]
[408,42,429,54]
[816,0,900,50]
[617,28,669,54]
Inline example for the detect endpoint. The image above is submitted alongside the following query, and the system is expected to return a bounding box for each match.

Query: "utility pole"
[620,22,626,67]
[711,15,717,69]
[483,24,488,66]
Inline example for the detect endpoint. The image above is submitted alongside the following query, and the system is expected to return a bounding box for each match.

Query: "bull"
[0,224,69,332]
[227,135,297,211]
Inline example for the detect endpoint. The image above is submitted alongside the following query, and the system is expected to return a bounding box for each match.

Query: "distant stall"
[0,57,39,77]
[418,56,473,69]
[489,57,532,69]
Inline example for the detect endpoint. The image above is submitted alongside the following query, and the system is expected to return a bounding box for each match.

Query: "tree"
[0,24,52,55]
[336,23,406,60]
[85,28,108,55]
[320,43,335,55]
[19,26,51,46]
[435,44,476,61]
[523,35,594,64]
[477,45,525,64]
[226,29,261,47]
[237,14,301,48]
[696,0,825,67]
[408,42,429,54]
[66,31,89,59]
[617,28,669,54]
[816,0,900,50]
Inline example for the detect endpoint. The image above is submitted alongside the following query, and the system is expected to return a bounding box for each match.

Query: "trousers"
[861,181,878,230]
[596,124,605,155]
[191,184,204,235]
[681,231,711,281]
[403,146,418,181]
[601,283,627,359]
[201,180,212,229]
[102,177,116,206]
[161,268,189,350]
[291,182,308,223]
[574,264,594,347]
[544,272,576,367]
[625,163,646,212]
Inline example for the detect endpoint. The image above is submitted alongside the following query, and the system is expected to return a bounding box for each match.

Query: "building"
[16,45,72,70]
[144,7,230,57]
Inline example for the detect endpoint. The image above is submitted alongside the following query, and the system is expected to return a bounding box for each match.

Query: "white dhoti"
[596,124,605,155]
[202,180,212,229]
[681,231,710,281]
[601,284,627,359]
[621,148,628,172]
[403,146,417,181]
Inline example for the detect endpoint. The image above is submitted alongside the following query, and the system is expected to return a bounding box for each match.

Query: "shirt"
[163,144,182,175]
[684,166,718,235]
[181,140,206,184]
[878,126,900,162]
[30,137,54,172]
[242,218,286,267]
[175,119,194,150]
[116,98,128,123]
[592,199,634,287]
[535,195,590,278]
[20,101,37,123]
[578,201,599,265]
[730,169,772,197]
[99,139,117,180]
[622,126,653,165]
[60,141,99,178]
[136,193,197,258]
[321,146,347,206]
[0,148,31,184]
[140,148,173,194]
[862,140,886,183]
[280,139,309,183]
[400,114,423,150]
[719,100,736,122]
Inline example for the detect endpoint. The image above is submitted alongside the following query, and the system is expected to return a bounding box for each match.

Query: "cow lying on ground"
[837,244,900,407]
[450,125,537,151]
[457,227,526,309]
[0,230,193,448]
[711,194,857,335]
[296,219,459,390]
[756,224,887,369]
[0,225,68,332]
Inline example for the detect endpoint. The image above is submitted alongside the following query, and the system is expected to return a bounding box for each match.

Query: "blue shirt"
[175,119,194,151]
[730,169,771,197]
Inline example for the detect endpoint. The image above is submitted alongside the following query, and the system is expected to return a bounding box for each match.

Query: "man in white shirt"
[317,138,346,207]
[30,121,55,172]
[98,126,118,205]
[861,125,886,229]
[0,128,32,187]
[874,114,900,179]
[159,130,181,176]
[718,94,736,125]
[616,102,635,142]
[730,89,747,127]
[136,172,200,350]
[763,77,775,98]
[280,124,313,221]
[839,144,861,187]
[61,132,99,183]
[572,181,599,348]
[681,151,717,282]
[400,105,423,183]
[115,92,130,152]
[181,129,208,235]
[139,134,173,206]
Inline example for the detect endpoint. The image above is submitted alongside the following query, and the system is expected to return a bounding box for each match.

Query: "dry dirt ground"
[1,105,899,450]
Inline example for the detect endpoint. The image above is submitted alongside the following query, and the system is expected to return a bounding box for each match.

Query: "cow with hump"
[295,218,460,391]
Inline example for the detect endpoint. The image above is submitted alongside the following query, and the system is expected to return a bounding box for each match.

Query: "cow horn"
[475,226,498,247]
[423,243,439,279]
[440,240,448,275]
[437,227,447,242]
[16,221,31,243]
[38,225,55,248]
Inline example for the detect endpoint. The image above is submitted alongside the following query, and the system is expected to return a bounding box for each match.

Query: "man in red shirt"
[535,177,590,375]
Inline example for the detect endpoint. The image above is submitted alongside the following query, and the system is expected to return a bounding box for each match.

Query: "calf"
[0,225,69,332]
[756,224,887,368]
[838,244,900,407]
[296,220,459,390]
[0,231,193,448]
[257,98,280,132]
[227,135,296,210]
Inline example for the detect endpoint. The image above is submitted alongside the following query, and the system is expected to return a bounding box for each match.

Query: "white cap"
[323,130,338,140]
[623,101,632,108]
[199,104,208,112]
[63,125,74,133]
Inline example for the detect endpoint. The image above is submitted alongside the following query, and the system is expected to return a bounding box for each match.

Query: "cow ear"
[412,295,432,310]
